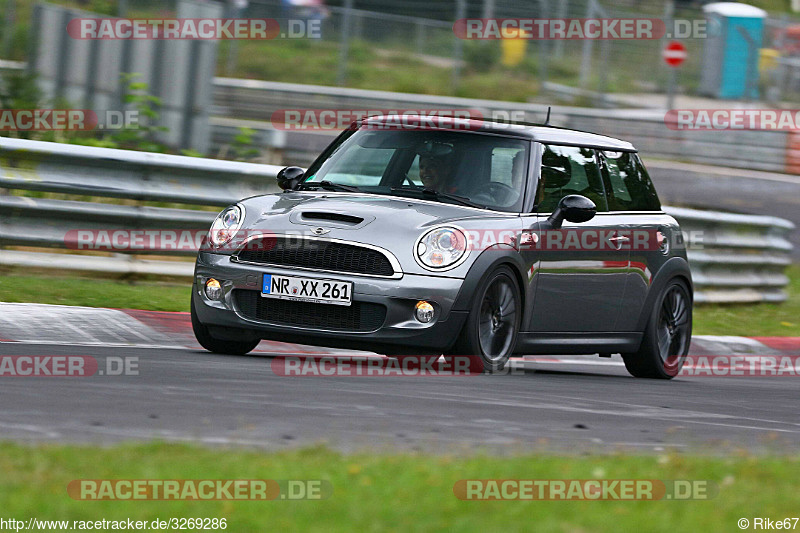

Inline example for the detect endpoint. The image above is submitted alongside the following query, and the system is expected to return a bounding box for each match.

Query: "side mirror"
[548,194,596,229]
[277,166,305,191]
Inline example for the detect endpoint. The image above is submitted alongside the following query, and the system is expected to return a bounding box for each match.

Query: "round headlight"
[416,227,467,270]
[209,205,244,248]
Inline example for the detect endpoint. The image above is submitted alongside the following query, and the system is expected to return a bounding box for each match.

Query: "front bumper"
[192,252,468,353]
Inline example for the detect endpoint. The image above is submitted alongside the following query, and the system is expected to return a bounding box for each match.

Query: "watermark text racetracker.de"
[0,356,138,377]
[68,18,321,40]
[665,109,800,130]
[270,355,519,377]
[68,479,332,500]
[0,110,138,131]
[65,228,696,253]
[454,479,718,500]
[680,356,800,377]
[453,18,711,40]
[271,108,640,131]
[272,108,483,131]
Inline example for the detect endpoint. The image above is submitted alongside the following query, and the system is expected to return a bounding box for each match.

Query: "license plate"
[261,273,352,306]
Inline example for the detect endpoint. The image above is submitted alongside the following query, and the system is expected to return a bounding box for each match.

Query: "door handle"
[608,235,629,250]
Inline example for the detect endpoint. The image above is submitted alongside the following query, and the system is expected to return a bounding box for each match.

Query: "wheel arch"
[634,257,693,332]
[452,246,528,316]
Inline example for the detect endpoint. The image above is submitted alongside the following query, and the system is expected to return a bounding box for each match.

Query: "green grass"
[692,265,800,337]
[1,265,799,336]
[0,272,191,312]
[229,38,549,102]
[0,442,798,532]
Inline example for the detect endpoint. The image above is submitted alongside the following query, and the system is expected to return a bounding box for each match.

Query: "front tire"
[191,298,260,355]
[449,266,521,373]
[622,279,692,379]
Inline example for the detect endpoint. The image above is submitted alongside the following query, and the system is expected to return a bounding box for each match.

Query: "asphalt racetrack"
[2,338,799,454]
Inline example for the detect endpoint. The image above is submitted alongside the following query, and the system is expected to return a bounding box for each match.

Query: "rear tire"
[191,298,260,355]
[448,266,521,373]
[622,279,692,379]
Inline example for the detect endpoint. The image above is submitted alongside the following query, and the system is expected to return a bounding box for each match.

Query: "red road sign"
[663,41,687,67]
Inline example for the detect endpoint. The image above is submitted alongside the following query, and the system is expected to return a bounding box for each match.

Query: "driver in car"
[419,153,456,193]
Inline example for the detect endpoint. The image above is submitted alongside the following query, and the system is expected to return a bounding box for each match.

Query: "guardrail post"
[53,8,73,102]
[578,0,596,90]
[452,0,465,93]
[1,0,15,59]
[336,0,354,87]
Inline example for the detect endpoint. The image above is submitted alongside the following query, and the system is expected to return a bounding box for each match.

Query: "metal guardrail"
[212,78,792,174]
[0,57,795,173]
[0,136,794,302]
[0,195,214,253]
[0,136,283,205]
[0,59,25,75]
[669,206,794,303]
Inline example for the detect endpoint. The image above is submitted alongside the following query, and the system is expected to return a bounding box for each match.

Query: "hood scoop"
[289,210,374,230]
[300,211,364,225]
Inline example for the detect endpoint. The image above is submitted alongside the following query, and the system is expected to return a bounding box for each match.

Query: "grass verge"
[0,272,192,312]
[692,265,800,337]
[0,266,798,336]
[0,442,798,532]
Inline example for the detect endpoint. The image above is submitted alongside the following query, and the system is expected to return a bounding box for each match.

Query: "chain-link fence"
[4,0,800,105]
[762,15,800,103]
[228,0,712,105]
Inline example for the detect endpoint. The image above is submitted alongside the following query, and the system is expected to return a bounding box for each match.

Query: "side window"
[600,151,661,211]
[489,146,527,189]
[536,144,607,213]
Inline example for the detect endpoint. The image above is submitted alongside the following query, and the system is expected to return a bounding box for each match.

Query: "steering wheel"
[473,182,520,207]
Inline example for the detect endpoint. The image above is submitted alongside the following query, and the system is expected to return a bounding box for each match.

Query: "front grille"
[234,237,395,277]
[234,290,387,332]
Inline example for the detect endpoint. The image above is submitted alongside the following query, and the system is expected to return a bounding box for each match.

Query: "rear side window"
[490,146,527,189]
[536,144,607,213]
[600,151,661,211]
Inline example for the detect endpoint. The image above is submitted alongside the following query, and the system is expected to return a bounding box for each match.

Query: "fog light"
[415,301,435,323]
[205,278,222,300]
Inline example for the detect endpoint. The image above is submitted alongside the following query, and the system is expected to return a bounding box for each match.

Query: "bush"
[463,41,501,73]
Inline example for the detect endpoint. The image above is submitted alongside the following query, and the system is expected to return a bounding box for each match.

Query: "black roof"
[361,114,637,151]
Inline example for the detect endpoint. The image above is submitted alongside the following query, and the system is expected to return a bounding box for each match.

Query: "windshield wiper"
[390,186,485,209]
[300,180,362,193]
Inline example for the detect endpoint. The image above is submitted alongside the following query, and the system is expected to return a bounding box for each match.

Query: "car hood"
[235,191,522,277]
[244,191,488,225]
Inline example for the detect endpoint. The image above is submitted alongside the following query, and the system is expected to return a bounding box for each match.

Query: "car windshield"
[302,129,529,212]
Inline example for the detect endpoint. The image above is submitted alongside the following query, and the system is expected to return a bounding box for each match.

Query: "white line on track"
[648,159,800,185]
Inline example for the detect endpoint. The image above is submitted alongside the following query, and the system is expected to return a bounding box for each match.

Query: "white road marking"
[648,159,800,185]
[0,303,173,346]
[0,421,62,439]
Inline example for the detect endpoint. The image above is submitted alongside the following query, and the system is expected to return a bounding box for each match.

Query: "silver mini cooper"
[192,115,692,379]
